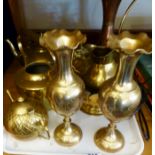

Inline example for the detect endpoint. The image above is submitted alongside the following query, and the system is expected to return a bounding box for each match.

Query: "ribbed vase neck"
[55,49,74,83]
[115,53,140,85]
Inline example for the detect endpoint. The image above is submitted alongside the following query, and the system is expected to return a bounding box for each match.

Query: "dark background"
[3,0,17,73]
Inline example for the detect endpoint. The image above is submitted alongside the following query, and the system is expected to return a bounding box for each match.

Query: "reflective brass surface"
[15,62,53,110]
[81,92,102,115]
[107,31,152,54]
[74,45,118,115]
[54,117,82,146]
[94,31,152,152]
[94,123,124,152]
[39,29,87,50]
[4,90,50,139]
[6,34,54,66]
[40,29,86,146]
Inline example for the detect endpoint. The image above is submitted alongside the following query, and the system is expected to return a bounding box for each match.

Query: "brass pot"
[15,62,54,110]
[74,45,118,115]
[4,90,50,139]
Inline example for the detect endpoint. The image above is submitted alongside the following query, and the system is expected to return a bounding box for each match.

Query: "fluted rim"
[107,31,152,55]
[39,29,87,51]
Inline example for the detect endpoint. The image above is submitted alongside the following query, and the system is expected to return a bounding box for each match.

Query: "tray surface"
[3,111,144,155]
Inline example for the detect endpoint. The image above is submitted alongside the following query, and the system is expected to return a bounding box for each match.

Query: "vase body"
[47,48,85,117]
[99,52,142,122]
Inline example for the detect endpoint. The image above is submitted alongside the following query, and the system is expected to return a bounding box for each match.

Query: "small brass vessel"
[15,62,53,110]
[74,45,118,115]
[94,31,152,152]
[4,90,50,139]
[40,29,86,146]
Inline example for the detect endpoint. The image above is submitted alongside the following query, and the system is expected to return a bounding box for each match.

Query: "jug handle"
[5,39,19,57]
[118,0,138,33]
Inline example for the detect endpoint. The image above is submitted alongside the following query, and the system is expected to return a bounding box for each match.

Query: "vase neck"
[101,0,121,45]
[116,53,140,85]
[55,49,74,83]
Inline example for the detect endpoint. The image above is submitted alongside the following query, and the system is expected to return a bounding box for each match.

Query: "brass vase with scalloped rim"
[94,31,152,152]
[40,29,86,147]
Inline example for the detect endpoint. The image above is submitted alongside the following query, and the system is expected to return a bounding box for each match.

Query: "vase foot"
[94,126,124,152]
[54,123,82,147]
[81,93,102,115]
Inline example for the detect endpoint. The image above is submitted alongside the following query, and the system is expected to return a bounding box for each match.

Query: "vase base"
[54,123,82,147]
[81,93,102,115]
[94,126,124,153]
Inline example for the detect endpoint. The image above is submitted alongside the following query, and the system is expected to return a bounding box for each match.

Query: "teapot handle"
[5,39,19,57]
[6,89,14,103]
[118,0,138,33]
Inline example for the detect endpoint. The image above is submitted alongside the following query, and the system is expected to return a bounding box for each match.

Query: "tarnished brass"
[15,62,53,110]
[40,29,86,146]
[101,0,121,46]
[4,90,50,139]
[6,35,53,66]
[74,44,118,115]
[94,31,152,152]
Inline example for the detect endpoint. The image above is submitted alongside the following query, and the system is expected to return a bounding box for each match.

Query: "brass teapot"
[6,33,54,66]
[4,90,50,139]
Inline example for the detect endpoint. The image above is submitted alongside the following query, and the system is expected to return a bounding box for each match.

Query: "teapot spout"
[5,39,19,57]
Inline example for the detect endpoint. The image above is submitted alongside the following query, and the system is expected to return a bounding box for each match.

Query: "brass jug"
[4,90,50,139]
[6,34,54,66]
[74,45,118,115]
[83,46,118,91]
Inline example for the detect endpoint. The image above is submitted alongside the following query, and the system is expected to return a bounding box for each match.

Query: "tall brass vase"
[94,31,152,152]
[40,29,86,146]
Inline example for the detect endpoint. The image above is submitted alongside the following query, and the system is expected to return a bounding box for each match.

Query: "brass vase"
[40,29,86,146]
[94,31,152,152]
